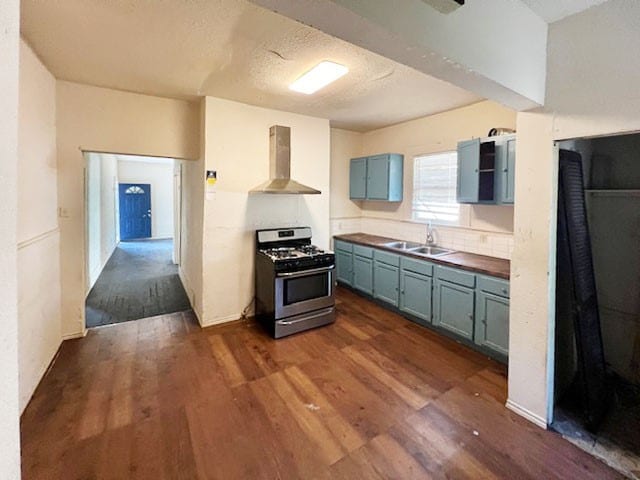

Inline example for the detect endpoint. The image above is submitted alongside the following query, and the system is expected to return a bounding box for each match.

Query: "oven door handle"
[276,265,335,278]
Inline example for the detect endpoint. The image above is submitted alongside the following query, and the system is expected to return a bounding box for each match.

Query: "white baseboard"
[62,329,87,340]
[200,313,244,328]
[506,399,548,429]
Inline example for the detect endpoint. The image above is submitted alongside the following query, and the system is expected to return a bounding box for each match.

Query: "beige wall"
[17,40,62,413]
[200,97,330,326]
[359,100,516,232]
[508,111,557,427]
[329,101,517,258]
[0,0,21,475]
[509,0,640,426]
[85,152,119,291]
[179,156,204,321]
[178,99,205,322]
[118,158,175,239]
[330,128,363,220]
[56,81,200,337]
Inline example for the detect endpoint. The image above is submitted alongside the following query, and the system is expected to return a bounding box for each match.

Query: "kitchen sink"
[383,241,422,250]
[408,246,454,257]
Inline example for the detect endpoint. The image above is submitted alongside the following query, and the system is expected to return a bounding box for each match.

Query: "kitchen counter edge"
[333,233,510,280]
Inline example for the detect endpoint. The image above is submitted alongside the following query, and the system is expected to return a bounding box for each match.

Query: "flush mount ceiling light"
[289,61,348,94]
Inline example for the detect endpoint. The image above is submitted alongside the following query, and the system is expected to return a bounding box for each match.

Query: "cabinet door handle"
[482,319,487,325]
[503,168,508,173]
[468,313,473,319]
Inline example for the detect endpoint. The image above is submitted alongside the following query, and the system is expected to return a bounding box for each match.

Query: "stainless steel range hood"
[249,125,321,195]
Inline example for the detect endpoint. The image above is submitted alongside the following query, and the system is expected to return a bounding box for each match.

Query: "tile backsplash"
[330,216,514,260]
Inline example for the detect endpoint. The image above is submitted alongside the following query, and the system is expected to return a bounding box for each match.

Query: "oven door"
[274,265,335,320]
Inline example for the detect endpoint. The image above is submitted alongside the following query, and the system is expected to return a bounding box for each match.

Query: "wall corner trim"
[505,399,548,429]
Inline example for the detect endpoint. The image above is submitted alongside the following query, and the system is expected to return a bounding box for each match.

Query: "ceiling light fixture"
[289,61,348,94]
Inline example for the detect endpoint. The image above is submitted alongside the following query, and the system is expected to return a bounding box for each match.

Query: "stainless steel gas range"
[255,227,335,338]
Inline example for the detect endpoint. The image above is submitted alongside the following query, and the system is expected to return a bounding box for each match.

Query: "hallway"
[85,239,190,327]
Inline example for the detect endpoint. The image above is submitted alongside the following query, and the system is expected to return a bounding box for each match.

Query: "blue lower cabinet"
[433,279,475,340]
[353,255,373,295]
[333,237,509,362]
[373,261,400,307]
[475,291,509,356]
[336,250,353,286]
[400,270,432,325]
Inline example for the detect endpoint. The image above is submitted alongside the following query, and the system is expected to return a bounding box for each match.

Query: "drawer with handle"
[334,239,353,253]
[353,244,374,259]
[435,265,476,288]
[478,275,509,298]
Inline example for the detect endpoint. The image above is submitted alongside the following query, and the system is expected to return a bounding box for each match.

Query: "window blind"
[412,151,460,224]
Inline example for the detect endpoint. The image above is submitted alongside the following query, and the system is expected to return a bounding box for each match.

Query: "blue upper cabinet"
[457,135,515,205]
[457,139,480,203]
[349,157,367,200]
[497,137,516,204]
[349,154,403,201]
[366,155,390,199]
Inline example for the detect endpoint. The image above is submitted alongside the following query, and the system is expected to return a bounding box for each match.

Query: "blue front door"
[119,183,151,240]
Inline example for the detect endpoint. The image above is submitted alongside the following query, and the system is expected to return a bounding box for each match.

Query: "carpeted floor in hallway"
[85,239,191,327]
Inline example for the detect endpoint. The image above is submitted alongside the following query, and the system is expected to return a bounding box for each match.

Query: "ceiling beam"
[250,0,547,110]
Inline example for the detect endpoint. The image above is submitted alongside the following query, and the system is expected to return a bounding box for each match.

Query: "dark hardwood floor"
[21,287,623,479]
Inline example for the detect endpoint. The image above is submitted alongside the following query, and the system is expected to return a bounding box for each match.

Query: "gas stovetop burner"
[256,227,335,272]
[298,245,325,256]
[259,245,330,262]
[260,247,300,260]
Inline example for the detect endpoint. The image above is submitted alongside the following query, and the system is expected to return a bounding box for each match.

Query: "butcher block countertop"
[333,233,511,280]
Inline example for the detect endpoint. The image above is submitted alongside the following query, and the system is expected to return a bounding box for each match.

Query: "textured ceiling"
[20,0,481,132]
[519,0,610,23]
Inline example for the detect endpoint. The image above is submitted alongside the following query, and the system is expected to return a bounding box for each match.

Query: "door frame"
[82,151,184,326]
[173,161,182,265]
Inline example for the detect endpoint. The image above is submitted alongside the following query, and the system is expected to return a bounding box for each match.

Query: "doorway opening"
[84,152,190,328]
[552,133,640,478]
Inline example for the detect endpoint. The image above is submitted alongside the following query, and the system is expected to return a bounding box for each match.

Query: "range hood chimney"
[249,125,321,195]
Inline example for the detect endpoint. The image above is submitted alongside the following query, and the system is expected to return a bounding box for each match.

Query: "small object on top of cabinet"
[350,154,403,201]
[457,134,515,205]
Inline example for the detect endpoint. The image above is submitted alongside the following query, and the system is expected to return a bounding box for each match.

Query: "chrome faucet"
[426,222,436,246]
